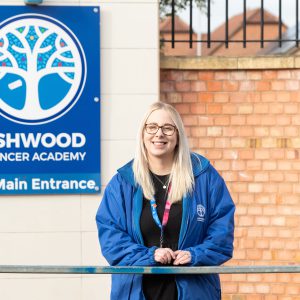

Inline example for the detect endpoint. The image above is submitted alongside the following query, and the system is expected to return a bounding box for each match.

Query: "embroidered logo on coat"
[197,204,205,222]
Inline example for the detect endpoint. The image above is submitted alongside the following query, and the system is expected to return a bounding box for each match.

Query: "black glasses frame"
[144,123,177,136]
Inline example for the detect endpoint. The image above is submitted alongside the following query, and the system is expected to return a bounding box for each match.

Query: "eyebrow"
[146,122,175,126]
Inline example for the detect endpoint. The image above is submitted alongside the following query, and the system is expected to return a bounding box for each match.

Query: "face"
[143,109,178,161]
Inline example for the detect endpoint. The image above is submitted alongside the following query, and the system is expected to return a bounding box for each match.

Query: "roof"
[258,25,300,55]
[204,8,287,55]
[160,15,194,34]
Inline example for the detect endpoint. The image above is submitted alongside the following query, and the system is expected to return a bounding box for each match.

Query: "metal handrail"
[1,265,300,275]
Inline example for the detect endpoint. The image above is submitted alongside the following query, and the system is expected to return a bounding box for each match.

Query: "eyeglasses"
[144,123,177,136]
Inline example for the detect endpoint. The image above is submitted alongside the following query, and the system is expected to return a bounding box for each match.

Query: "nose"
[155,127,164,136]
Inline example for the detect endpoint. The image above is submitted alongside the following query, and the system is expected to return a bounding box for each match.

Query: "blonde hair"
[133,102,194,202]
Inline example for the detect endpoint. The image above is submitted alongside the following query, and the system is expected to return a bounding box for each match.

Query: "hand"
[173,250,191,265]
[154,248,176,264]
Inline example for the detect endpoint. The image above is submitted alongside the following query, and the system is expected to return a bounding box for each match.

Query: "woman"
[96,102,235,300]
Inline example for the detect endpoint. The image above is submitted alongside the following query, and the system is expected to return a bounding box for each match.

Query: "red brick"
[191,81,206,92]
[230,92,247,103]
[255,283,270,294]
[290,91,300,102]
[198,116,214,125]
[262,70,277,79]
[247,160,262,170]
[239,81,255,91]
[214,93,229,103]
[182,115,197,126]
[239,150,254,159]
[255,149,270,159]
[231,161,246,171]
[175,81,190,92]
[223,104,238,114]
[238,104,253,114]
[198,138,214,148]
[207,104,222,114]
[231,71,247,80]
[261,92,276,102]
[270,127,284,137]
[182,93,197,103]
[182,71,197,80]
[276,91,291,102]
[284,103,299,114]
[197,92,213,103]
[215,138,231,148]
[222,283,238,293]
[223,81,239,92]
[214,71,230,80]
[161,81,174,92]
[214,115,230,125]
[277,70,292,79]
[284,126,299,136]
[247,71,262,80]
[245,92,261,103]
[269,172,284,182]
[166,92,182,103]
[168,70,183,81]
[198,71,214,80]
[254,172,269,182]
[239,283,255,293]
[190,103,205,114]
[223,127,239,137]
[256,81,271,91]
[253,104,269,114]
[231,115,246,125]
[292,115,300,125]
[174,103,189,114]
[285,80,299,91]
[260,116,276,125]
[246,115,262,125]
[207,81,223,92]
[190,127,206,137]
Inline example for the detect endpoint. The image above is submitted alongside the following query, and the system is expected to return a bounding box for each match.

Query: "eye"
[147,124,158,131]
[163,126,174,131]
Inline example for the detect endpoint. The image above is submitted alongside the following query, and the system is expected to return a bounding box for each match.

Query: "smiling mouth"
[152,141,167,145]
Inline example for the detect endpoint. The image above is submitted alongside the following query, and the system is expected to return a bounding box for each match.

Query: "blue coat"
[96,153,235,300]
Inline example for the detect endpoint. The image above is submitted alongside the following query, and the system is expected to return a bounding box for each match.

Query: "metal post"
[225,0,229,48]
[207,0,211,48]
[172,0,175,48]
[243,0,247,48]
[297,0,299,47]
[279,0,282,47]
[261,0,264,48]
[189,0,193,48]
[24,0,43,4]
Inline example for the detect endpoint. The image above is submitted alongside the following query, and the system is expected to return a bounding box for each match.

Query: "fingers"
[154,248,176,264]
[173,250,191,265]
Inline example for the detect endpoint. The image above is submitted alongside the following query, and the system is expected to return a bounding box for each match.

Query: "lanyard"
[150,184,172,248]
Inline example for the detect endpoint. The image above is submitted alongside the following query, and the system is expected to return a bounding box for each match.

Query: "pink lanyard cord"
[150,184,172,248]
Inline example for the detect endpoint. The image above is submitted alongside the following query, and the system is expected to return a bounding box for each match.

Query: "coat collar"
[117,152,210,187]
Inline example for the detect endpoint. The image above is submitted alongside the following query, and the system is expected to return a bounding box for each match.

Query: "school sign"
[0,6,100,194]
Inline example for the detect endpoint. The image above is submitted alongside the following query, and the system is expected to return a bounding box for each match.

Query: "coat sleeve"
[185,173,235,266]
[96,175,157,266]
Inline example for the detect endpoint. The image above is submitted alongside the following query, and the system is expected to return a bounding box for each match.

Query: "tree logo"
[0,14,86,125]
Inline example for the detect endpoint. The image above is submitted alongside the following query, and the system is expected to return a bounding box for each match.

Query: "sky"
[179,0,297,34]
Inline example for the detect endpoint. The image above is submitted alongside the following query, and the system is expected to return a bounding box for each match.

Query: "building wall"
[0,0,159,299]
[161,56,300,300]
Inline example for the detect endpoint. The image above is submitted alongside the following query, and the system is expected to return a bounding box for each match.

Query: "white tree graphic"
[0,16,85,123]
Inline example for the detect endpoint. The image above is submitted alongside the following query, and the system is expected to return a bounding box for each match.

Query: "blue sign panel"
[0,6,100,194]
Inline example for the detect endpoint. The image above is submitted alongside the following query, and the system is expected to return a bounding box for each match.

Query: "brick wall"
[160,56,300,300]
